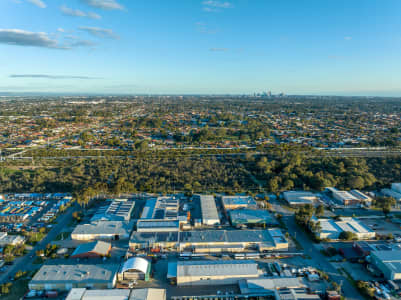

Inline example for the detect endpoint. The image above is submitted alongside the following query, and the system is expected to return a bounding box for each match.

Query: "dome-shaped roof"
[120,257,149,274]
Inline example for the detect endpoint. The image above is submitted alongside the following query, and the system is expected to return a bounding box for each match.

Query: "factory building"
[70,241,111,259]
[136,220,180,232]
[382,188,401,202]
[0,232,25,246]
[91,199,135,222]
[370,250,401,280]
[229,209,277,227]
[221,195,257,212]
[195,194,220,226]
[117,257,151,282]
[71,221,134,241]
[65,288,166,300]
[239,277,307,298]
[130,231,179,250]
[392,183,401,194]
[29,264,119,291]
[282,191,317,206]
[168,260,260,286]
[325,187,360,206]
[349,190,372,206]
[179,229,288,253]
[129,229,288,252]
[140,196,179,220]
[311,217,375,240]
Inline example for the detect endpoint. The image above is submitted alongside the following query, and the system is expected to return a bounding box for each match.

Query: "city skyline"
[1,0,401,95]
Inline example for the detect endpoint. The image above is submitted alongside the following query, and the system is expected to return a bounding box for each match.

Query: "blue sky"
[1,0,401,95]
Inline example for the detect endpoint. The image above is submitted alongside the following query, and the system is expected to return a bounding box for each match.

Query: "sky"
[1,0,401,95]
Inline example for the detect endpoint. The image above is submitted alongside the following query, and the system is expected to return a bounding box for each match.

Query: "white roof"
[130,289,165,300]
[120,257,149,275]
[282,191,316,204]
[83,290,130,300]
[176,260,258,278]
[197,195,220,224]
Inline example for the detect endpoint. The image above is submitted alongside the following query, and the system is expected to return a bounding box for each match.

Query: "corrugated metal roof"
[176,260,258,277]
[120,257,149,275]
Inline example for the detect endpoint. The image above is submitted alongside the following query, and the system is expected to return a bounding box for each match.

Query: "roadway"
[0,203,80,283]
[244,167,364,299]
[283,215,364,300]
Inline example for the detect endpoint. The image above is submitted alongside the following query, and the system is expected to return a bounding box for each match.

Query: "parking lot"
[359,218,401,236]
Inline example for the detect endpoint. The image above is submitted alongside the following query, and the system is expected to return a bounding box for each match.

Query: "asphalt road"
[284,216,364,300]
[243,161,378,299]
[0,203,80,284]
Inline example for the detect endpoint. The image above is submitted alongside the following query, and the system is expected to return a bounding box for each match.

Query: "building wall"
[177,274,259,286]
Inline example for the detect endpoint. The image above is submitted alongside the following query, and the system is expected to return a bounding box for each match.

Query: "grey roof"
[179,229,283,246]
[136,219,179,230]
[130,231,179,244]
[120,257,150,275]
[71,241,111,257]
[92,200,135,222]
[372,250,401,262]
[30,264,119,285]
[241,277,303,294]
[372,250,401,275]
[130,289,166,300]
[176,260,259,277]
[195,194,220,224]
[81,289,130,300]
[229,209,276,225]
[222,196,257,207]
[72,221,133,236]
[65,288,165,300]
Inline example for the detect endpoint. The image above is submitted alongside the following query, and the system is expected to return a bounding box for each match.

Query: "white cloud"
[0,29,66,49]
[81,0,124,10]
[57,28,65,33]
[61,5,101,19]
[202,0,232,12]
[26,0,46,8]
[209,47,229,52]
[78,26,119,39]
[10,74,101,79]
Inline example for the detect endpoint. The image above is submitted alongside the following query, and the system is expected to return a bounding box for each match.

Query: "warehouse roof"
[229,209,276,225]
[120,257,149,275]
[196,194,220,224]
[240,277,303,294]
[282,191,316,205]
[71,241,111,257]
[30,264,119,285]
[312,217,374,236]
[130,289,166,300]
[179,229,286,247]
[65,288,165,300]
[80,289,130,300]
[72,221,133,236]
[136,219,179,231]
[130,231,179,244]
[91,200,135,222]
[175,260,259,278]
[222,196,257,208]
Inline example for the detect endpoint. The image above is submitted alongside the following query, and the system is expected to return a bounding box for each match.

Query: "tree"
[315,204,324,217]
[374,196,396,215]
[339,231,357,241]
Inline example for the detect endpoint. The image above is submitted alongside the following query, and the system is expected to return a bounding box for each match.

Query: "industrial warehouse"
[29,264,120,291]
[311,217,376,240]
[168,260,261,286]
[71,220,134,241]
[65,288,166,300]
[370,250,401,280]
[129,228,288,253]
